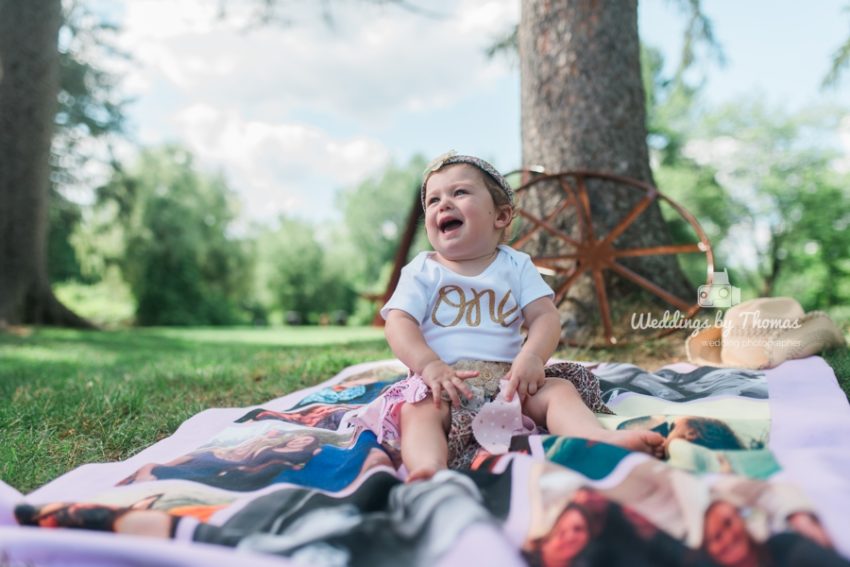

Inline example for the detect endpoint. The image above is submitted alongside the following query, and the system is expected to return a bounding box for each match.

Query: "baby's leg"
[400,397,451,482]
[524,378,665,458]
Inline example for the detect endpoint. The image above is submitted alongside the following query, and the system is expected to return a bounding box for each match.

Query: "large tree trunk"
[0,0,91,327]
[519,0,692,342]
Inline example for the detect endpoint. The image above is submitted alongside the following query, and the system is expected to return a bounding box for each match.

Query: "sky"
[96,0,850,225]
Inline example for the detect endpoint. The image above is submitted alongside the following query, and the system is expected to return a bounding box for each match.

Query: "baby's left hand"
[503,352,546,402]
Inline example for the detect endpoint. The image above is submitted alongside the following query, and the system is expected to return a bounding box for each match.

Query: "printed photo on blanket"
[522,470,693,567]
[8,359,850,567]
[697,476,843,566]
[14,465,505,564]
[590,363,767,403]
[236,404,357,431]
[117,423,392,493]
[613,414,769,452]
[288,366,407,411]
[76,482,236,520]
[668,444,781,478]
[540,437,634,481]
[523,460,848,566]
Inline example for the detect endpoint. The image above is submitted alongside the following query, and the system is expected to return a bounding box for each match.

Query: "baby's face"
[423,164,509,262]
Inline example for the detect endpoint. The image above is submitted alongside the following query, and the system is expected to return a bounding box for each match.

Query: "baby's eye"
[454,188,468,196]
[427,196,440,206]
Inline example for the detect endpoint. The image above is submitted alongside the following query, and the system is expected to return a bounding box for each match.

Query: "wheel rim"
[510,170,715,347]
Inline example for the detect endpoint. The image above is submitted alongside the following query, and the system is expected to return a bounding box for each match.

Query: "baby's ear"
[494,205,513,228]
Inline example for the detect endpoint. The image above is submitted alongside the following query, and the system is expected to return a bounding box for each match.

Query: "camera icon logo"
[698,268,741,308]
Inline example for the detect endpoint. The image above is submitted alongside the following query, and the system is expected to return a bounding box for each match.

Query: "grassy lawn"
[0,326,392,493]
[2,326,848,494]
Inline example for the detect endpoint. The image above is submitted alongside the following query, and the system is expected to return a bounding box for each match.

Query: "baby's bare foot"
[605,430,666,458]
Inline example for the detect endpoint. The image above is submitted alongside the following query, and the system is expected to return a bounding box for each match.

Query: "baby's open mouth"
[439,219,463,233]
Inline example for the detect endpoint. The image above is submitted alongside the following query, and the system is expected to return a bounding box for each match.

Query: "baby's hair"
[684,417,746,450]
[427,162,517,237]
[421,151,515,209]
[447,163,512,208]
[478,167,513,209]
[474,165,517,242]
[422,154,517,243]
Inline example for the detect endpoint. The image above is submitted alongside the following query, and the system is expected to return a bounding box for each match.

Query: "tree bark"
[519,0,692,341]
[0,0,91,327]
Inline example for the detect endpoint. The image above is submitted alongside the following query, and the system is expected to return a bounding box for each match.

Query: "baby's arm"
[384,309,478,408]
[503,297,561,401]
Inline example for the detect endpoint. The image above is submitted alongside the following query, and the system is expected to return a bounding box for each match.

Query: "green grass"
[2,326,848,494]
[0,326,391,493]
[823,346,850,396]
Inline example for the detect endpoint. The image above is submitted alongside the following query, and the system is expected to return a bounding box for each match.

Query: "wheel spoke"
[552,264,588,304]
[517,210,581,247]
[510,172,713,346]
[574,175,596,241]
[513,198,575,249]
[533,254,581,267]
[511,224,536,250]
[559,176,593,240]
[608,261,693,312]
[601,194,656,246]
[591,268,616,345]
[614,243,705,258]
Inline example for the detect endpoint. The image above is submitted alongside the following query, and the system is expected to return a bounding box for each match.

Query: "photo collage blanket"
[1,356,848,566]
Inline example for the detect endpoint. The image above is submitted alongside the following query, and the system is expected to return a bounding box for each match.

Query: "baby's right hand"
[420,360,479,408]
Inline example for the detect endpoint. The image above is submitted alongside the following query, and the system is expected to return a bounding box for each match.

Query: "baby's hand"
[420,360,479,408]
[503,352,546,402]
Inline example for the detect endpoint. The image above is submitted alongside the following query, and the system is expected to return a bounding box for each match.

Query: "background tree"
[336,157,428,269]
[331,156,432,323]
[49,1,127,284]
[0,0,126,327]
[641,44,741,285]
[255,218,356,324]
[823,3,850,88]
[686,100,850,310]
[0,0,90,326]
[97,146,253,325]
[517,0,720,342]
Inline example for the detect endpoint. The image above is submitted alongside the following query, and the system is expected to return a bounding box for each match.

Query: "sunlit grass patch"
[54,274,136,328]
[149,325,385,346]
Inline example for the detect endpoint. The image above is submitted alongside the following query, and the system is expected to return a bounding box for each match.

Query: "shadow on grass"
[2,325,384,351]
[0,326,386,370]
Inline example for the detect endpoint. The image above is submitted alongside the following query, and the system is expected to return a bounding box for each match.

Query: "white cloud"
[456,0,516,34]
[174,104,390,222]
[682,136,741,168]
[106,0,518,222]
[118,0,517,120]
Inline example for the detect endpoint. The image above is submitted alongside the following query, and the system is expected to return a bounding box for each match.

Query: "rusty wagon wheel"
[509,170,715,347]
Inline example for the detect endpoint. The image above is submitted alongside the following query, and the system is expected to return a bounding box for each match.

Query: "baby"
[354,152,663,481]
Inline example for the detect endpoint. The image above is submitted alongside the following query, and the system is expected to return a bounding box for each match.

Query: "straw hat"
[685,297,845,369]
